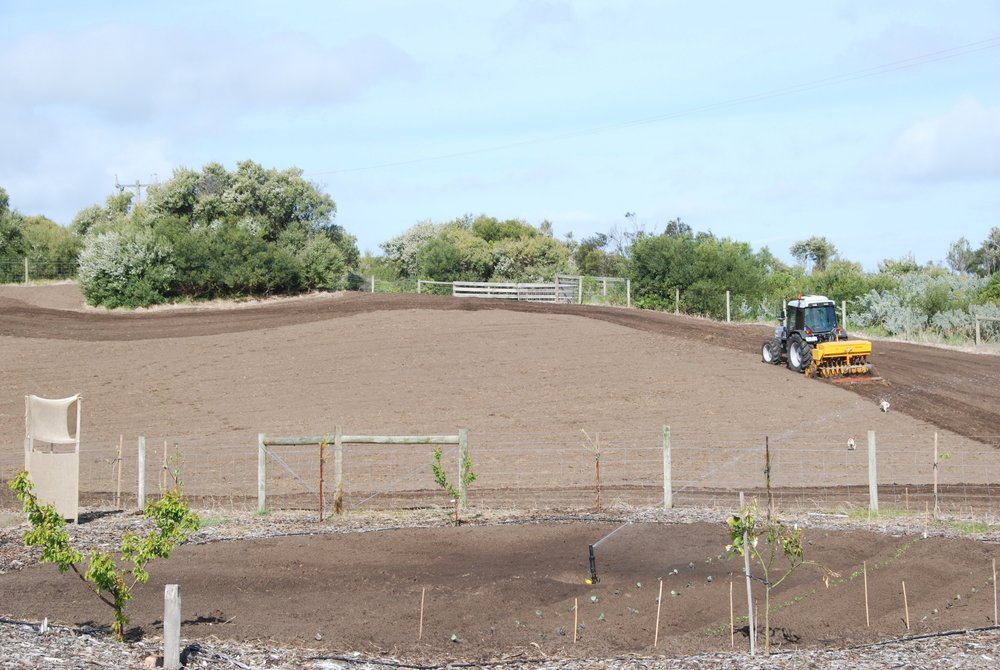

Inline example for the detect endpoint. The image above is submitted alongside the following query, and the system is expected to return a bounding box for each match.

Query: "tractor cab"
[783,296,845,344]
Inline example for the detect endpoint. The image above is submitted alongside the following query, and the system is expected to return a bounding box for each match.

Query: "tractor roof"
[787,295,835,309]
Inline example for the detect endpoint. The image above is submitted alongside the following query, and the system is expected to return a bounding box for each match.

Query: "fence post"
[370,275,375,293]
[842,301,848,330]
[577,277,583,304]
[334,426,343,513]
[867,430,878,513]
[662,426,672,509]
[976,318,982,346]
[23,257,29,285]
[674,287,679,315]
[137,436,146,510]
[257,433,266,514]
[458,429,469,510]
[163,584,181,670]
[602,277,607,297]
[626,278,632,308]
[726,290,731,322]
[417,279,422,294]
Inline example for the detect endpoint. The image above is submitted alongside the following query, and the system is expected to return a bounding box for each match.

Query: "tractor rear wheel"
[761,338,782,364]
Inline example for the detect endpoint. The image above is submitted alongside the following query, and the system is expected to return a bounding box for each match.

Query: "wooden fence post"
[842,300,848,330]
[976,318,982,346]
[458,429,469,510]
[662,426,672,510]
[23,257,29,285]
[626,278,632,308]
[674,287,679,314]
[257,433,266,513]
[726,290,731,322]
[163,584,181,669]
[334,426,344,513]
[867,430,878,513]
[137,436,146,510]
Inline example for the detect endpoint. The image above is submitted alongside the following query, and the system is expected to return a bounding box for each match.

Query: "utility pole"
[114,174,156,205]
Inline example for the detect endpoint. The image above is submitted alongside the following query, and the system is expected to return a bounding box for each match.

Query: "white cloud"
[888,98,1000,180]
[0,23,417,123]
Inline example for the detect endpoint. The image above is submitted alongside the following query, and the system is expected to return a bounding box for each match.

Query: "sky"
[1,1,998,270]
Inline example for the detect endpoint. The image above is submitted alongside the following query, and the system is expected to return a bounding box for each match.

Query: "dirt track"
[1,284,998,444]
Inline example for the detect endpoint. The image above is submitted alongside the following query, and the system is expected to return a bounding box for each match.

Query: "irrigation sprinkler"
[586,521,633,584]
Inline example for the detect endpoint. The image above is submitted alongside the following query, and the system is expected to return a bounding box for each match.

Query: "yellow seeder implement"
[804,339,882,383]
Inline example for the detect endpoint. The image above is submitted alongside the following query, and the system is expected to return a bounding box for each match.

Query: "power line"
[307,35,1000,177]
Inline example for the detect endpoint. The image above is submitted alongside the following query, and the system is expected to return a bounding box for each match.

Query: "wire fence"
[4,428,998,520]
[0,260,78,284]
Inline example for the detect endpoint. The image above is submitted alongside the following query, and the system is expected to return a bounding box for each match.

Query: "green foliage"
[726,498,833,654]
[631,228,770,318]
[384,215,570,284]
[77,228,175,307]
[0,188,83,283]
[74,161,357,306]
[431,446,476,500]
[790,236,838,272]
[9,471,199,640]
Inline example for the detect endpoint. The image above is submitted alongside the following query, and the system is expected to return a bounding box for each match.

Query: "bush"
[78,228,175,307]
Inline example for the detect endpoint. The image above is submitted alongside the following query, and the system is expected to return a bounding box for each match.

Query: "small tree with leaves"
[726,498,836,654]
[431,446,477,525]
[9,471,200,640]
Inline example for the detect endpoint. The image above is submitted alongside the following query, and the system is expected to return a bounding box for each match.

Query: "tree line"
[2,161,999,341]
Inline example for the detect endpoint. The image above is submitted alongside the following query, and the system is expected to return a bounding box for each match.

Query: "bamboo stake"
[993,558,997,626]
[933,432,939,519]
[902,581,910,630]
[162,439,169,493]
[419,587,425,640]
[115,435,123,508]
[864,561,870,628]
[729,579,734,649]
[573,598,578,644]
[654,579,664,647]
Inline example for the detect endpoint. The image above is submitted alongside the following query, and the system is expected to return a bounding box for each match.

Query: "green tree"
[9,471,199,640]
[947,237,975,274]
[790,236,838,273]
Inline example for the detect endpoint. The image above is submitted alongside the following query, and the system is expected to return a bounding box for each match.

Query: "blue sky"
[1,1,998,270]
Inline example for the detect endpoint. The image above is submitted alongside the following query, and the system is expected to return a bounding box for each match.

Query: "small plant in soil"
[8,470,200,641]
[431,446,476,525]
[726,497,836,655]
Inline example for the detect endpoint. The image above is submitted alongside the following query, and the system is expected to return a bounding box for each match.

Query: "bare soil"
[1,284,999,664]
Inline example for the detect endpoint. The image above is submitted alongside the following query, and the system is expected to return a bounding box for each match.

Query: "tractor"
[761,295,879,382]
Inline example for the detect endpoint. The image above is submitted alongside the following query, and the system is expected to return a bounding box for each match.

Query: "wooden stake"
[902,581,910,630]
[419,587,425,640]
[654,579,663,648]
[318,441,325,522]
[115,435,123,509]
[573,597,578,644]
[863,561,870,628]
[729,579,734,649]
[162,439,169,493]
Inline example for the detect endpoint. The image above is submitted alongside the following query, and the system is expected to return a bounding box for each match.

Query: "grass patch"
[844,505,911,522]
[199,516,228,528]
[947,520,991,535]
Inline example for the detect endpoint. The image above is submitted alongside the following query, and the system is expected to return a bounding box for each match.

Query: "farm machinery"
[761,295,881,382]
